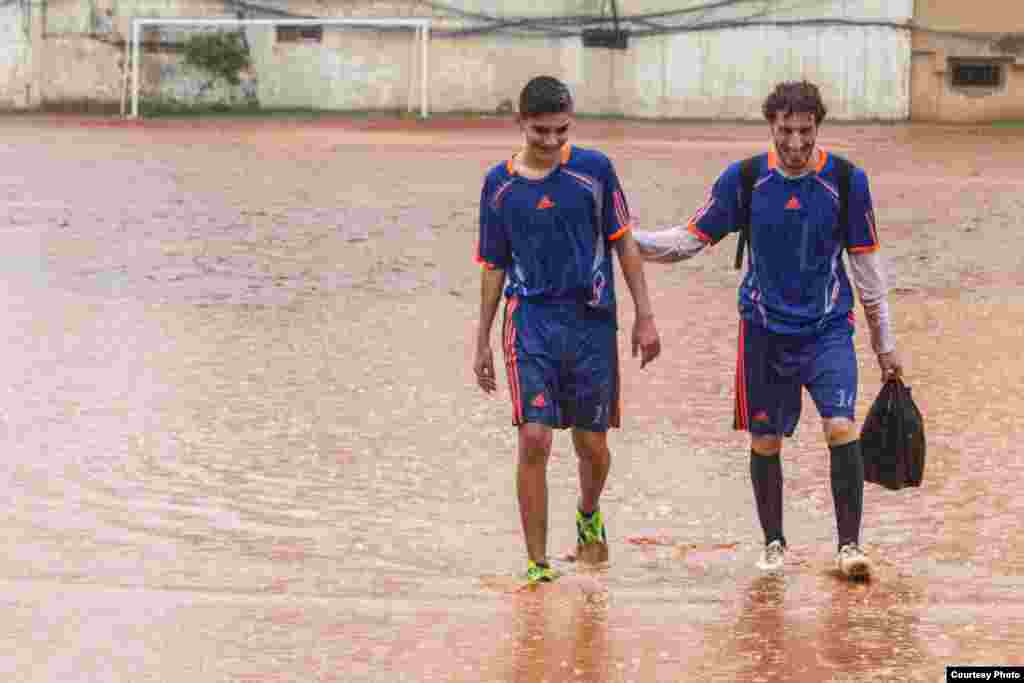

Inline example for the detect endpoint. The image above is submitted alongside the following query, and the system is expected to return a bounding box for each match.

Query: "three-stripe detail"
[502,296,524,425]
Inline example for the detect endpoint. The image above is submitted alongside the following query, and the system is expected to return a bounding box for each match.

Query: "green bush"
[183,32,251,86]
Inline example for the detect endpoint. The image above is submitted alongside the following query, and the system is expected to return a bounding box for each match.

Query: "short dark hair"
[762,81,828,125]
[519,76,573,118]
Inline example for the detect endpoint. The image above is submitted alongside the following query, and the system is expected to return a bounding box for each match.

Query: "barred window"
[276,26,323,44]
[950,60,1003,88]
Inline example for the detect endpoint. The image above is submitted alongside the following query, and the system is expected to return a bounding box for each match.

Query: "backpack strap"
[734,156,759,270]
[831,154,853,242]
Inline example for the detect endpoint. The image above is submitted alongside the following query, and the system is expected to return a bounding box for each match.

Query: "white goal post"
[125,17,431,119]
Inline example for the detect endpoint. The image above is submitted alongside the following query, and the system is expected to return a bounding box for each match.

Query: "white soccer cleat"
[756,540,786,572]
[837,543,873,579]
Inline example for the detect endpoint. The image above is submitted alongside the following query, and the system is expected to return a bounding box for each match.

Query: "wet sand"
[1,114,1022,681]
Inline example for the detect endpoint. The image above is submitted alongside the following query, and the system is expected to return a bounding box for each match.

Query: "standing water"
[1,116,1022,682]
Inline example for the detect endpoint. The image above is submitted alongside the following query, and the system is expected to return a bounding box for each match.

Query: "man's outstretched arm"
[632,224,709,263]
[633,165,745,264]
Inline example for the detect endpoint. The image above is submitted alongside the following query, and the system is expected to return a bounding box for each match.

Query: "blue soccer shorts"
[501,296,620,432]
[734,316,858,437]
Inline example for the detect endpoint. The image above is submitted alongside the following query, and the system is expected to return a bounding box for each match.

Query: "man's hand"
[632,314,661,369]
[474,344,498,393]
[878,349,903,383]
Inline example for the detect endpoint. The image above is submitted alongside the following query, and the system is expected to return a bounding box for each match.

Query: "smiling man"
[473,76,661,584]
[634,81,905,580]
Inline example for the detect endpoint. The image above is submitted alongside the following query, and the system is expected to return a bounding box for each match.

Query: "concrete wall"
[911,1,1024,122]
[2,0,915,120]
[567,25,911,120]
[427,0,914,120]
[247,25,415,111]
[914,0,1024,34]
[30,0,122,109]
[0,3,34,108]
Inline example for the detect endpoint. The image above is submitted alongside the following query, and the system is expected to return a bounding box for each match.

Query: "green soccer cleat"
[576,507,608,547]
[525,560,559,584]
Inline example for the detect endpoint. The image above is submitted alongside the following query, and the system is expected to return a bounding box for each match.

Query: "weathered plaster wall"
[4,0,915,120]
[0,3,34,108]
[911,1,1024,122]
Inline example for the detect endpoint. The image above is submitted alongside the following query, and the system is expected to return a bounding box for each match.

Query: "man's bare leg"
[573,428,611,514]
[517,423,553,564]
[573,428,611,563]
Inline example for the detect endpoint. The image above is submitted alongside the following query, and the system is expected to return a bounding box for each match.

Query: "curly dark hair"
[762,81,828,125]
[519,76,574,118]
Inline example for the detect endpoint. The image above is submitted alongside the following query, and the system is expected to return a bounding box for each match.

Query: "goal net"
[125,18,430,119]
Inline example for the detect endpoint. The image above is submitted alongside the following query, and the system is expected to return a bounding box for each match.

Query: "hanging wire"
[13,0,1010,44]
[196,0,1017,43]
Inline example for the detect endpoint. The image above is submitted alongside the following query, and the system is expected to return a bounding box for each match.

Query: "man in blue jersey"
[634,81,904,579]
[474,76,661,584]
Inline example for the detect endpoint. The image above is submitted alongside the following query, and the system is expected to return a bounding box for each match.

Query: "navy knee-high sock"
[750,450,785,546]
[830,440,865,549]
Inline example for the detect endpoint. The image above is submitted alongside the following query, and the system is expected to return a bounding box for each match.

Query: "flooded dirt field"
[1,113,1022,682]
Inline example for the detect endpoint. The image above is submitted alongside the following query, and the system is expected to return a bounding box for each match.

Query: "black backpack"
[734,154,854,269]
[860,379,927,490]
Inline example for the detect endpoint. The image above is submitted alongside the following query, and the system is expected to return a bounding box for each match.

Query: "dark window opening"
[276,26,323,44]
[951,61,1003,88]
[582,28,629,49]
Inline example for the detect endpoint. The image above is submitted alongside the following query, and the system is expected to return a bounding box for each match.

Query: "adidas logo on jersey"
[536,195,555,209]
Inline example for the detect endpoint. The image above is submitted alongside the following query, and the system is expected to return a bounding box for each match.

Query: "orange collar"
[507,144,572,175]
[767,147,828,174]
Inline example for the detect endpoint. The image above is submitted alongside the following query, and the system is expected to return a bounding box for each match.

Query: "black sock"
[750,450,785,547]
[830,440,864,549]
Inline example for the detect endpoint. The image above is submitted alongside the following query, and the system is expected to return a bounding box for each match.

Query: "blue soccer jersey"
[476,144,632,313]
[688,149,880,335]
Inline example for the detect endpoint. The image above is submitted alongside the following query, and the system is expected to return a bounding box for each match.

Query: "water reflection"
[730,575,790,681]
[504,576,612,683]
[722,572,926,682]
[817,577,923,680]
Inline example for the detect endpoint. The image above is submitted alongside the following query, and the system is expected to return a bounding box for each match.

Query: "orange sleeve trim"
[687,222,713,243]
[608,223,632,242]
[847,244,880,254]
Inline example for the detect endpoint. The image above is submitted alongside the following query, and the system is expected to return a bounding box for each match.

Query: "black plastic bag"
[860,379,926,490]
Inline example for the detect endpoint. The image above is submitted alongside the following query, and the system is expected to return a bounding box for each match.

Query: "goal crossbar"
[126,17,432,119]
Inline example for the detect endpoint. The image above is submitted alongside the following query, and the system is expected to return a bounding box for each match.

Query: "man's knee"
[572,429,609,460]
[751,434,783,455]
[519,424,553,464]
[823,418,857,446]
